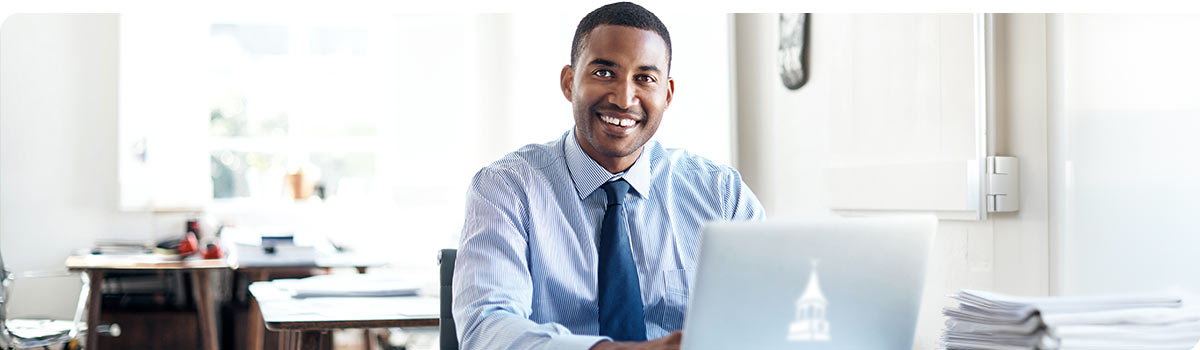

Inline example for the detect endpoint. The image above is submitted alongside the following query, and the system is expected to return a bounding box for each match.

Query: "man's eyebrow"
[587,58,618,67]
[585,59,662,74]
[637,65,661,73]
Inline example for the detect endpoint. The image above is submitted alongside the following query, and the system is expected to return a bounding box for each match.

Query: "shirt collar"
[564,129,652,201]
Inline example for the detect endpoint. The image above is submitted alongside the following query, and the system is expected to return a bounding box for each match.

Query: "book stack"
[943,289,1200,350]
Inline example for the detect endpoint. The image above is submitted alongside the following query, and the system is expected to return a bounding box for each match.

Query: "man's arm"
[454,168,611,350]
[723,167,766,221]
[590,331,682,350]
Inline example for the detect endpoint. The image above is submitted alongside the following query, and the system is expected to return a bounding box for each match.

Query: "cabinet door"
[1053,14,1200,295]
[824,14,990,220]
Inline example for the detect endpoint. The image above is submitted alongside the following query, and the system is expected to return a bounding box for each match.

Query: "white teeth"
[600,114,636,127]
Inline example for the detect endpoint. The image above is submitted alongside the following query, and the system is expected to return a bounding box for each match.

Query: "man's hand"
[590,331,682,350]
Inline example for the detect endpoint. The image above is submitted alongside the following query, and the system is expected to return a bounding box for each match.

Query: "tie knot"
[601,179,630,207]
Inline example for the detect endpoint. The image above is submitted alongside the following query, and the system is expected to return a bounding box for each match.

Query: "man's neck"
[575,133,642,174]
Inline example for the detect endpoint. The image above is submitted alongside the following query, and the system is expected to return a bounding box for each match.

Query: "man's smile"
[596,111,642,135]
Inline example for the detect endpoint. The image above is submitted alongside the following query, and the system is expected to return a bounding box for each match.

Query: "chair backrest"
[439,249,458,350]
[1,248,13,347]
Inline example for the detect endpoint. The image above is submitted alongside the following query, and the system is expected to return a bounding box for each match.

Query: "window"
[206,20,391,201]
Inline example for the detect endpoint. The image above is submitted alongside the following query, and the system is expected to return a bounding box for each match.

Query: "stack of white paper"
[943,289,1200,350]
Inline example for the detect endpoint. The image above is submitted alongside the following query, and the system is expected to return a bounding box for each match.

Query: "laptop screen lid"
[680,215,937,350]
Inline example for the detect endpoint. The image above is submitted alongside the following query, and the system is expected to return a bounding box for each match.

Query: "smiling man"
[453,3,765,350]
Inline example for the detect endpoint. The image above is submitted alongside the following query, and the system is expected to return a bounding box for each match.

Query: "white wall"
[0,14,183,319]
[733,14,1051,349]
[990,14,1052,300]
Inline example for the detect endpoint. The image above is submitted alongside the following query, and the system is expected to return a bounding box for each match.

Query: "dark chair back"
[439,249,458,350]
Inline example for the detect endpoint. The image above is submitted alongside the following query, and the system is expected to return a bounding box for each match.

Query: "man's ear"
[560,65,574,102]
[664,77,675,109]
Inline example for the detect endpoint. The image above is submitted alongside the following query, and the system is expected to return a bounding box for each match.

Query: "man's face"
[561,24,674,169]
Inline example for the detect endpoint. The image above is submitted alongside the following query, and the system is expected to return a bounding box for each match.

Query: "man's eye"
[593,70,613,78]
[637,75,657,83]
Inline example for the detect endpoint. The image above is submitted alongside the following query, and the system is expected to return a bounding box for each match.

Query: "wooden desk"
[249,280,439,350]
[65,255,230,350]
[67,253,384,350]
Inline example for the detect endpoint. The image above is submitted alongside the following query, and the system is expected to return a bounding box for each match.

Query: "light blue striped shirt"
[454,130,765,350]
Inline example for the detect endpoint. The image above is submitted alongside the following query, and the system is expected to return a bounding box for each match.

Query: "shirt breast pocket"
[658,269,693,330]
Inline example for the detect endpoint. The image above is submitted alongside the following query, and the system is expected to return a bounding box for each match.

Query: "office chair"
[1,249,118,349]
[438,249,457,350]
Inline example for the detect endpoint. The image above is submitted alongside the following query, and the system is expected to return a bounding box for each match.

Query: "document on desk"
[251,279,440,326]
[273,274,420,298]
[288,297,440,319]
[943,289,1200,350]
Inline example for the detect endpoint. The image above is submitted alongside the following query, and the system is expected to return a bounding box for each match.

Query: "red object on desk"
[178,233,199,255]
[202,243,223,259]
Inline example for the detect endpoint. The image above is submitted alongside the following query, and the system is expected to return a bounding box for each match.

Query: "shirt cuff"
[546,334,611,350]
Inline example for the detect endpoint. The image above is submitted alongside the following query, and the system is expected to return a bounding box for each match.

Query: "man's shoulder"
[654,143,740,179]
[475,135,566,180]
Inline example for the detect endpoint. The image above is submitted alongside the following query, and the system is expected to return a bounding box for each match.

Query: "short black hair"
[570,2,672,72]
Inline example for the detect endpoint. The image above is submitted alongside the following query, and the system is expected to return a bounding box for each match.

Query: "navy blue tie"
[597,179,647,341]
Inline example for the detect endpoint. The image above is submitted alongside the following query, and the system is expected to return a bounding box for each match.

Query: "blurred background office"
[2,10,733,349]
[3,9,1199,350]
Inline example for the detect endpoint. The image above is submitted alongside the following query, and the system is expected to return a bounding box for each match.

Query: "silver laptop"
[681,216,937,350]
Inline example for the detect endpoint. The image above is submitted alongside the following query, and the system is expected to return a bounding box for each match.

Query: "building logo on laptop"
[787,259,830,342]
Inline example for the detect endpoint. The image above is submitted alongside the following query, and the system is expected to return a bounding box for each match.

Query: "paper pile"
[273,274,420,298]
[943,289,1200,350]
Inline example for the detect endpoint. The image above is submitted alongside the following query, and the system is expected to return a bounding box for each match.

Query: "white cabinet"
[1051,14,1200,295]
[118,15,211,211]
[824,14,1001,220]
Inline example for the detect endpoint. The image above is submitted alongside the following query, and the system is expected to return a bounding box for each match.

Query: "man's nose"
[608,79,638,110]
